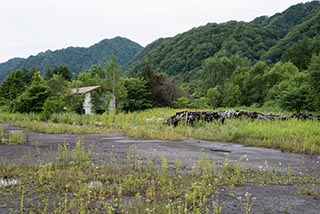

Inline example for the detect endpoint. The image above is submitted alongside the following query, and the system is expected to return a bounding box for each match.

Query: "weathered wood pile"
[165,110,320,126]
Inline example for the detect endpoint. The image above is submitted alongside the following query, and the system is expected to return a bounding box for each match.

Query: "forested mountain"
[252,1,320,30]
[124,38,169,72]
[126,1,320,79]
[126,21,281,78]
[1,1,320,114]
[2,1,319,83]
[0,58,24,82]
[0,37,142,82]
[262,7,320,63]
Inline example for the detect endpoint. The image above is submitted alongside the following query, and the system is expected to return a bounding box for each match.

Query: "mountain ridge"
[0,36,142,82]
[125,1,320,79]
[1,1,320,82]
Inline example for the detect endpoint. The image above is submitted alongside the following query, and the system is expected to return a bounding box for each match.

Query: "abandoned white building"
[72,85,115,114]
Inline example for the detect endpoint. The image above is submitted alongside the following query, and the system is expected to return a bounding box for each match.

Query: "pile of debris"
[165,110,320,126]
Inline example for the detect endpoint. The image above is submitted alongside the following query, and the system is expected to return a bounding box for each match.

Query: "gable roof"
[72,85,101,94]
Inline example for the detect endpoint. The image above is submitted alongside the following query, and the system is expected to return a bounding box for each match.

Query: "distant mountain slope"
[126,21,281,77]
[124,38,169,72]
[0,58,24,82]
[252,1,320,30]
[0,37,142,82]
[263,6,320,62]
[126,1,320,78]
[2,1,320,83]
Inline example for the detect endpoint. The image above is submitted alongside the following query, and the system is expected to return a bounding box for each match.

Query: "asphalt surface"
[1,123,319,213]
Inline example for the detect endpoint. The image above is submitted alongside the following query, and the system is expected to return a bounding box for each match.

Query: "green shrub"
[42,97,66,120]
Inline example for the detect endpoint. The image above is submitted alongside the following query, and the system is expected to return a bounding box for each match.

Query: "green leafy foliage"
[13,72,51,113]
[308,54,320,110]
[277,74,310,112]
[206,86,222,109]
[0,69,33,108]
[263,62,299,91]
[198,55,315,110]
[41,74,74,118]
[122,78,152,112]
[42,97,67,120]
[200,55,251,91]
[173,96,190,108]
[104,54,125,111]
[281,36,320,70]
[45,65,72,81]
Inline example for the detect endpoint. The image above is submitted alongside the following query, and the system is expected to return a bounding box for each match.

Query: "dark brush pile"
[165,110,320,126]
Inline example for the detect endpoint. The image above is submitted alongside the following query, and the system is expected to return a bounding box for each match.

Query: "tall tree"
[0,70,27,101]
[105,54,125,111]
[13,72,50,113]
[277,73,310,112]
[0,69,33,110]
[122,78,152,112]
[243,61,269,106]
[200,55,251,92]
[45,65,73,81]
[308,54,320,110]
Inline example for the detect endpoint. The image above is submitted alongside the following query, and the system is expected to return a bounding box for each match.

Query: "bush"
[173,96,190,108]
[42,97,66,120]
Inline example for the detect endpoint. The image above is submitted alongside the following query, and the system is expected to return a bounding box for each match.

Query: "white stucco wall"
[83,92,93,114]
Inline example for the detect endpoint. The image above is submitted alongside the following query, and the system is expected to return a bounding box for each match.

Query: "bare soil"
[1,123,319,213]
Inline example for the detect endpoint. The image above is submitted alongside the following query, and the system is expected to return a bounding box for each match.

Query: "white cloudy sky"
[0,0,309,63]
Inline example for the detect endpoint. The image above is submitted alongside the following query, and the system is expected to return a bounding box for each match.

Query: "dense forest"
[0,37,142,82]
[126,1,320,77]
[0,1,320,116]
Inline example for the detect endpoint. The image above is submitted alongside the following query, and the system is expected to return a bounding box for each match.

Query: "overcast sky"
[0,0,309,63]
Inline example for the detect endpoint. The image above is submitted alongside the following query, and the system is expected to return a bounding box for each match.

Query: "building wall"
[82,91,115,114]
[83,93,93,114]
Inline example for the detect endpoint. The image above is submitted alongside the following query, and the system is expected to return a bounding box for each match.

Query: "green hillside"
[127,22,281,77]
[252,1,320,30]
[126,1,320,79]
[263,7,320,63]
[1,1,320,114]
[0,37,142,82]
[0,58,24,82]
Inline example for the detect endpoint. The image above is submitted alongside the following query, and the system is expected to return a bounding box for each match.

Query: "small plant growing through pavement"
[237,192,257,214]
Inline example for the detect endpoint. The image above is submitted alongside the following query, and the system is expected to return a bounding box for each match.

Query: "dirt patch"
[1,123,319,213]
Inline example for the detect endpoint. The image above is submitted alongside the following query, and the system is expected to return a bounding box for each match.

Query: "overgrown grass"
[0,126,26,145]
[179,118,320,154]
[8,131,25,144]
[0,141,318,213]
[0,126,4,139]
[1,108,320,154]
